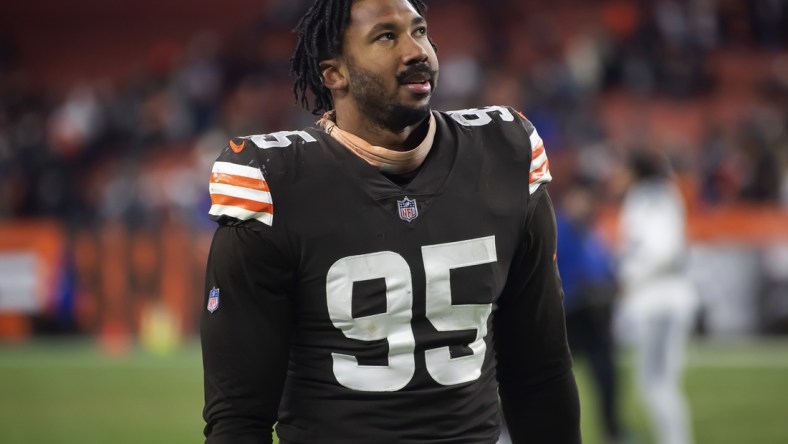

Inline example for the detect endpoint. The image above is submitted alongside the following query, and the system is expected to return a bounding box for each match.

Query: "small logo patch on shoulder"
[207,287,220,313]
[229,138,246,153]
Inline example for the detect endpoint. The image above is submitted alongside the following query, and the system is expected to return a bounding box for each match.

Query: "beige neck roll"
[318,111,436,174]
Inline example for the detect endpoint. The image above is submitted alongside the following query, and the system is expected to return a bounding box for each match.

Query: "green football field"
[1,339,786,444]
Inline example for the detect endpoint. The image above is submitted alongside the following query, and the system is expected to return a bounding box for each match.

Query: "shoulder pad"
[518,111,552,195]
[207,131,321,226]
[446,105,518,127]
[208,137,273,226]
[446,106,552,194]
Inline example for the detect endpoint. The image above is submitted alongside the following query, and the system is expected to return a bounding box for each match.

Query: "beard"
[346,60,434,133]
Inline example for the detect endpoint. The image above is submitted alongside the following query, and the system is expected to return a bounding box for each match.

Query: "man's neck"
[334,103,430,151]
[318,110,436,174]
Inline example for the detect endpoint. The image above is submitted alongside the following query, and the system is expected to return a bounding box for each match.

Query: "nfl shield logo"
[207,287,220,313]
[397,197,419,222]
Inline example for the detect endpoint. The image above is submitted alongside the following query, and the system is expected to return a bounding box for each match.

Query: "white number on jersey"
[326,252,416,392]
[249,130,316,149]
[422,236,496,385]
[448,106,514,127]
[326,236,498,392]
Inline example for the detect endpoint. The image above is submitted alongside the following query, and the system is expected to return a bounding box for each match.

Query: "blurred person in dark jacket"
[557,178,622,444]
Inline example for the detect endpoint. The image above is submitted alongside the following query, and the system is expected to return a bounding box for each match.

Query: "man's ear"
[320,59,348,91]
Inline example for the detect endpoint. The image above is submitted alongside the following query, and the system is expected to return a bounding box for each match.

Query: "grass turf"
[0,339,786,443]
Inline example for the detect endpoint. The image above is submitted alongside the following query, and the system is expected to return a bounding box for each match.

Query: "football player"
[201,0,581,443]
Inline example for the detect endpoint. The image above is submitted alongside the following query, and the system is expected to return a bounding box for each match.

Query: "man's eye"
[377,32,396,41]
[415,27,428,36]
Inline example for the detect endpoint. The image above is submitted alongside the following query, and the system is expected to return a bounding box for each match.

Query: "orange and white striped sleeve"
[527,126,552,195]
[208,139,274,226]
[512,110,552,195]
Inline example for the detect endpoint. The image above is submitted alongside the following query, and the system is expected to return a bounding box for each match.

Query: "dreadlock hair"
[291,0,433,116]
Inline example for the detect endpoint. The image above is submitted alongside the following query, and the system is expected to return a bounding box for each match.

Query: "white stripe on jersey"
[529,129,543,150]
[208,204,273,226]
[530,149,548,172]
[529,170,553,195]
[209,183,272,204]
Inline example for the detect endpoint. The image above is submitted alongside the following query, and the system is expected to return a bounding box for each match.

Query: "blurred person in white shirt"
[612,150,699,444]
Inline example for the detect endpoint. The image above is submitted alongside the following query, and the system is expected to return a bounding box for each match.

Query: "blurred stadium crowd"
[0,0,786,341]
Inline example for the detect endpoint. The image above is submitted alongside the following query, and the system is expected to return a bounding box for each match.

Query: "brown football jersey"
[202,106,574,444]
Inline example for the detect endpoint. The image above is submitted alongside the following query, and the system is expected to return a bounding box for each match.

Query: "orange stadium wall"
[597,205,788,336]
[597,206,788,247]
[2,206,787,342]
[0,220,212,347]
[0,222,64,340]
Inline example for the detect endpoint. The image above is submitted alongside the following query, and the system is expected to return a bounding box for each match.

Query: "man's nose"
[401,35,429,65]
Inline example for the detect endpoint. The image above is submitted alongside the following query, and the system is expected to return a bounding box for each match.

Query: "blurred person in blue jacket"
[613,150,699,444]
[556,178,622,444]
